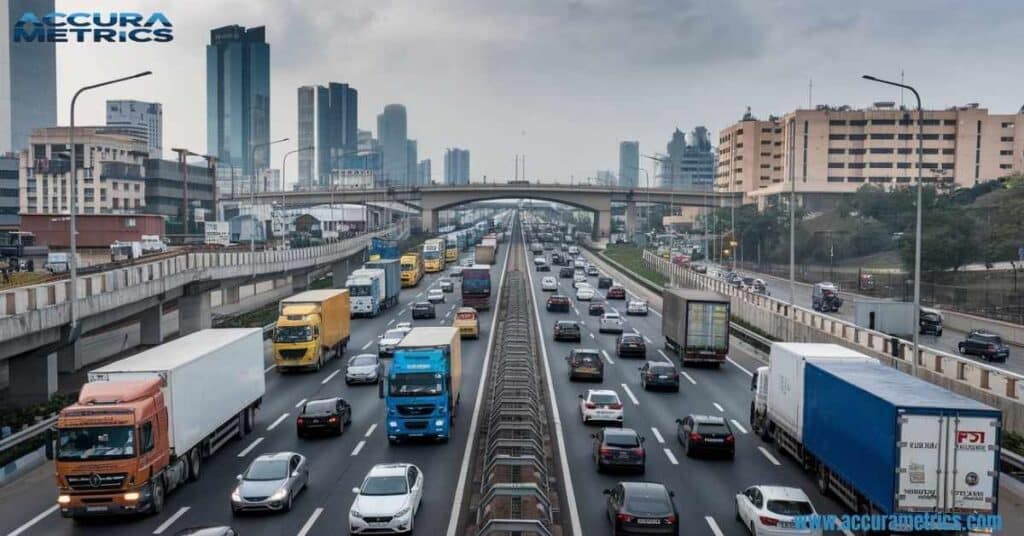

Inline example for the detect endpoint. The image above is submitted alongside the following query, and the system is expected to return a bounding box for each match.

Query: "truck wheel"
[150,477,165,515]
[188,450,201,482]
[243,407,254,435]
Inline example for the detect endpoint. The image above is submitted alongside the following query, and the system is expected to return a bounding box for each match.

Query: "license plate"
[658,375,669,379]
[705,438,723,443]
[637,518,660,525]
[86,506,108,512]
[579,368,595,373]
[369,522,389,528]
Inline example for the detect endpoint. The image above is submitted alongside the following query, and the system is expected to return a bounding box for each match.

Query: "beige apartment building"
[716,104,1024,210]
[19,126,149,215]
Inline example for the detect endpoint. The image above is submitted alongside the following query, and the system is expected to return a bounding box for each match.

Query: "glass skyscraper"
[444,148,470,185]
[377,104,408,186]
[207,25,270,176]
[618,141,639,188]
[0,0,56,154]
[297,82,358,188]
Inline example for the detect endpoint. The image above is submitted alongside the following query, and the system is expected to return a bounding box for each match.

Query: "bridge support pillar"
[56,325,82,373]
[624,202,638,238]
[179,292,211,336]
[9,351,57,406]
[140,304,164,346]
[332,256,356,288]
[223,285,241,305]
[594,210,612,240]
[422,209,438,234]
[292,273,312,293]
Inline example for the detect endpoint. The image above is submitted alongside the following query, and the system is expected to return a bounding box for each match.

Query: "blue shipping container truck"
[804,362,1000,518]
[369,238,400,261]
[365,259,400,309]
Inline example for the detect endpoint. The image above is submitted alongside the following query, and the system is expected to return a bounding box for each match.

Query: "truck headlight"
[270,488,288,501]
[434,419,445,427]
[389,420,398,427]
[57,495,71,505]
[123,492,140,501]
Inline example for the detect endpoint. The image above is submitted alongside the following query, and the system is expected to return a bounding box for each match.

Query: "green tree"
[899,207,976,275]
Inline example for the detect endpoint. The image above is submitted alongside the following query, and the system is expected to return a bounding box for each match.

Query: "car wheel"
[750,521,756,535]
[284,493,293,512]
[958,344,965,354]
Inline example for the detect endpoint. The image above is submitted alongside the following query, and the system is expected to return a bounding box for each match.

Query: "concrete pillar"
[332,256,355,288]
[292,273,311,293]
[422,209,438,234]
[57,325,82,373]
[9,351,57,406]
[594,210,612,240]
[140,303,164,346]
[224,285,241,305]
[624,202,638,238]
[179,292,211,336]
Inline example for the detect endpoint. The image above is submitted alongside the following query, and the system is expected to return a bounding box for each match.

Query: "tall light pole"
[280,146,313,239]
[863,74,923,377]
[249,137,289,261]
[68,70,152,338]
[635,167,650,239]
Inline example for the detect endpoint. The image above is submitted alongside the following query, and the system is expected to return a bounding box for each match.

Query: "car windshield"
[389,372,444,396]
[624,492,672,515]
[350,355,377,367]
[697,422,730,434]
[383,329,406,340]
[57,426,135,461]
[303,400,337,414]
[921,312,941,322]
[274,326,312,343]
[414,303,432,309]
[590,393,619,405]
[604,314,620,320]
[245,459,289,481]
[975,333,1002,343]
[605,432,640,447]
[361,475,408,496]
[767,500,814,516]
[649,363,674,372]
[557,322,577,329]
[621,336,642,343]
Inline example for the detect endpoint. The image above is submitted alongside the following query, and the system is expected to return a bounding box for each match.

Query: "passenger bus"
[422,238,446,273]
[400,252,424,287]
[444,234,460,264]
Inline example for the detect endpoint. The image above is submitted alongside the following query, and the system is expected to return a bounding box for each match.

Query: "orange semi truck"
[49,328,265,519]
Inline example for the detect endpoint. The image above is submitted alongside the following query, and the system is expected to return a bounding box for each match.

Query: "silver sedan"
[231,452,309,514]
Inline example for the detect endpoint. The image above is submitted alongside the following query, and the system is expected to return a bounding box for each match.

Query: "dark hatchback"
[603,482,678,535]
[593,427,646,473]
[588,302,606,316]
[411,301,436,319]
[567,349,604,381]
[297,397,352,437]
[553,320,582,342]
[676,414,735,459]
[639,361,680,391]
[546,294,571,312]
[616,334,646,358]
[958,330,1010,362]
[598,276,614,289]
[559,267,575,278]
[551,253,563,265]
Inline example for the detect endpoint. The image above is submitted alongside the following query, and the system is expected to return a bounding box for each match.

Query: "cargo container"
[462,265,492,310]
[347,268,385,317]
[369,237,400,261]
[853,299,915,339]
[364,258,401,309]
[474,245,496,265]
[661,288,730,367]
[273,289,351,371]
[204,221,231,246]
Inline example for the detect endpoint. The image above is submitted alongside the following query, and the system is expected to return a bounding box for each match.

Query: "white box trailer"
[853,299,916,338]
[87,328,265,456]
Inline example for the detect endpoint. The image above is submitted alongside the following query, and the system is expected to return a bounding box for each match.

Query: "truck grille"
[404,421,428,430]
[66,473,127,491]
[279,349,307,360]
[397,404,434,416]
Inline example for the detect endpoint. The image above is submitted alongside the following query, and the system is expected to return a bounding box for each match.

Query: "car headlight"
[270,488,288,501]
[350,508,363,519]
[231,488,241,502]
[395,505,411,517]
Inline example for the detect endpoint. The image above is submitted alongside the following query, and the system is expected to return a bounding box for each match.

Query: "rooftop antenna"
[900,69,905,108]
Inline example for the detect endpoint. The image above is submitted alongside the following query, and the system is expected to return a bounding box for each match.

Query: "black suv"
[546,294,571,312]
[559,267,575,278]
[615,334,646,358]
[297,397,352,437]
[603,482,678,535]
[958,330,1009,362]
[566,349,604,381]
[919,310,943,335]
[597,276,613,289]
[553,320,582,342]
[675,414,735,459]
[411,301,436,319]
[592,427,645,473]
[639,361,680,391]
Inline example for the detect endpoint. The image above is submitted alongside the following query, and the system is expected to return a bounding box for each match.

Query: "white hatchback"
[626,300,649,316]
[575,285,595,301]
[735,485,822,536]
[350,463,424,534]
[579,389,623,425]
[541,276,558,291]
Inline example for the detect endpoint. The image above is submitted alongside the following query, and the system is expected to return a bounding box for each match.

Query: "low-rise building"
[20,212,164,248]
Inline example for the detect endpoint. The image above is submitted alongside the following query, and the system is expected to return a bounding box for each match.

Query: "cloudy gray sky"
[54,0,1024,187]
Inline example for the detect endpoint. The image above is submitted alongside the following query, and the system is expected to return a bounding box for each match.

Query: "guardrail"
[0,415,57,456]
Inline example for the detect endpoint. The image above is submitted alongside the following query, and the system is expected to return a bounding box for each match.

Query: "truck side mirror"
[44,427,55,460]
[378,379,385,399]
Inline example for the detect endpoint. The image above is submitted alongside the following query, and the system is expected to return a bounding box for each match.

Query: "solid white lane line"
[650,427,665,444]
[295,398,307,408]
[351,440,366,456]
[264,364,277,373]
[237,437,263,457]
[705,516,725,536]
[713,402,725,413]
[387,319,395,326]
[758,446,782,466]
[365,423,377,438]
[730,419,749,434]
[680,371,697,385]
[727,356,754,377]
[7,505,58,536]
[362,340,373,350]
[152,507,190,534]
[663,448,679,465]
[321,369,340,384]
[620,383,639,406]
[296,507,324,536]
[267,413,290,431]
[656,349,673,363]
[601,350,615,365]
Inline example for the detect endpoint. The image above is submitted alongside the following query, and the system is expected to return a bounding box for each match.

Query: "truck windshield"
[401,263,415,272]
[423,251,441,260]
[275,326,312,343]
[348,284,372,297]
[389,372,444,396]
[57,426,135,461]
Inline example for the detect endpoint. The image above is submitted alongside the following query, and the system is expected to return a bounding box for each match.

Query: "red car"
[606,285,626,300]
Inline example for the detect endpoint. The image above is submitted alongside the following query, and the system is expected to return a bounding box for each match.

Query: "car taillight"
[633,447,645,457]
[725,434,735,443]
[609,403,623,410]
[585,402,596,409]
[647,373,656,380]
[616,513,635,523]
[689,432,702,442]
[760,516,780,526]
[328,416,339,423]
[599,447,611,457]
[666,514,677,524]
[297,417,304,425]
[988,344,997,351]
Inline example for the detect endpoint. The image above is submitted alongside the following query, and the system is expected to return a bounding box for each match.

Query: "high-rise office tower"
[297,82,358,188]
[444,148,470,185]
[418,159,432,185]
[207,25,270,176]
[376,104,408,186]
[659,127,714,191]
[618,141,639,187]
[106,100,163,158]
[406,140,418,186]
[0,0,56,154]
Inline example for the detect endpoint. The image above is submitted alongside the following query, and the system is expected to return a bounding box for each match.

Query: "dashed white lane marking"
[7,505,58,536]
[399,308,407,315]
[264,364,277,373]
[153,507,190,534]
[387,319,395,326]
[730,419,749,434]
[362,340,373,350]
[680,371,697,385]
[656,349,673,363]
[705,516,725,536]
[650,427,665,444]
[601,350,615,365]
[758,446,782,466]
[295,398,307,408]
[663,448,679,465]
[296,507,324,536]
[237,437,263,457]
[713,402,725,413]
[351,440,366,456]
[620,383,639,406]
[643,335,652,344]
[267,412,290,431]
[589,332,595,339]
[416,293,423,298]
[727,357,754,377]
[632,328,640,335]
[321,369,341,384]
[365,423,377,438]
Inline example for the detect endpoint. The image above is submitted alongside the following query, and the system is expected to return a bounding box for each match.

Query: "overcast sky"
[54,0,1024,187]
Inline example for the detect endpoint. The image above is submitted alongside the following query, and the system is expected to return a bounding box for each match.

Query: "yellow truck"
[422,238,446,273]
[400,253,423,288]
[273,289,351,371]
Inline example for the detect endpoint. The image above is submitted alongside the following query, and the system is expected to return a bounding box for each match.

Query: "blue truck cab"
[380,327,462,444]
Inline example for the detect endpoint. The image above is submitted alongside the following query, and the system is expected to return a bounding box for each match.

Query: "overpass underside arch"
[421,192,613,238]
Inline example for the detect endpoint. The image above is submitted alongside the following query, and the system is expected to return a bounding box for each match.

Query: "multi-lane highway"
[0,241,511,536]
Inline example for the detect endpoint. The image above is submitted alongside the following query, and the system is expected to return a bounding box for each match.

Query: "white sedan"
[626,300,649,316]
[578,389,623,425]
[350,463,424,534]
[575,285,595,301]
[735,485,821,536]
[573,273,588,288]
[427,288,446,303]
[598,312,624,333]
[541,276,558,291]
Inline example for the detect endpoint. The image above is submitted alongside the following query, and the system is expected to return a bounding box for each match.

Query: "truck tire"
[188,450,201,482]
[150,477,165,515]
[243,407,254,435]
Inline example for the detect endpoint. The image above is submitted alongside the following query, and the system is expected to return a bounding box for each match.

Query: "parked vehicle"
[411,301,436,319]
[579,389,623,425]
[346,353,383,385]
[615,333,646,358]
[349,463,424,535]
[626,300,648,316]
[347,268,385,317]
[553,320,582,342]
[676,414,735,459]
[273,289,351,372]
[567,349,604,381]
[378,326,412,358]
[603,482,677,536]
[811,282,842,312]
[296,397,352,437]
[593,428,646,473]
[750,343,1000,520]
[639,361,680,391]
[364,259,401,310]
[606,285,626,300]
[382,327,461,443]
[662,288,729,367]
[453,307,480,339]
[546,294,571,312]
[52,329,265,519]
[231,453,308,514]
[958,330,1010,362]
[599,312,624,334]
[735,486,821,536]
[461,265,492,310]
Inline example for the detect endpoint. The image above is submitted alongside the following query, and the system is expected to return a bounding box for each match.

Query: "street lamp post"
[68,71,152,338]
[862,74,923,377]
[249,137,289,264]
[280,146,313,240]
